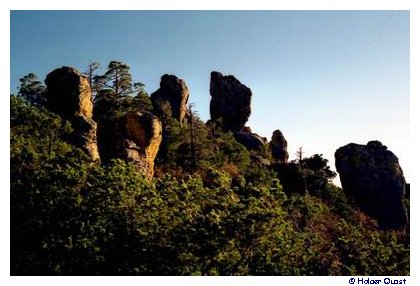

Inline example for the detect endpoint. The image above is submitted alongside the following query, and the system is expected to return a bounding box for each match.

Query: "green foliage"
[211,128,251,170]
[17,73,46,106]
[94,60,143,97]
[156,112,251,179]
[297,154,336,194]
[92,85,154,163]
[134,89,153,113]
[316,183,356,221]
[10,94,409,276]
[334,220,409,275]
[11,96,76,161]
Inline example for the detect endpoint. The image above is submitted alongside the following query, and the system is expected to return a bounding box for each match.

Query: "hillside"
[10,62,409,275]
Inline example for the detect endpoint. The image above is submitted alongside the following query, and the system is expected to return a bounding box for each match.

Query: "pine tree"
[17,73,46,106]
[84,61,101,100]
[295,146,304,165]
[94,61,143,98]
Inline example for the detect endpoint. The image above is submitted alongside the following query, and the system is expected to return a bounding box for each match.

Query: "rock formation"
[234,126,267,151]
[269,130,289,164]
[335,140,408,229]
[210,71,252,132]
[118,112,162,179]
[151,74,189,124]
[45,66,99,161]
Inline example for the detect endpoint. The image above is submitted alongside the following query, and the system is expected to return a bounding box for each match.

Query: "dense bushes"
[10,97,409,275]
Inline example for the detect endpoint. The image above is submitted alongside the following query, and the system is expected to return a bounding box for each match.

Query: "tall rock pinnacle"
[209,71,252,132]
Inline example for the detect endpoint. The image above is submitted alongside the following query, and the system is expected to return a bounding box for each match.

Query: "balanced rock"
[335,140,407,229]
[151,74,189,124]
[45,67,99,160]
[116,112,162,179]
[210,71,252,132]
[269,130,289,164]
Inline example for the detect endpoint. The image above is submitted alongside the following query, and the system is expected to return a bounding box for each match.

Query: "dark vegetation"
[11,62,409,275]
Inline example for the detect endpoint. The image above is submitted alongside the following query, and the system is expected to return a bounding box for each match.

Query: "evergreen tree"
[94,60,143,97]
[134,88,153,113]
[83,61,101,100]
[17,73,46,106]
[10,95,410,276]
[295,146,304,165]
[297,154,336,194]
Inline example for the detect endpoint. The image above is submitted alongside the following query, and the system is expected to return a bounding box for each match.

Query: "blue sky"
[10,10,410,182]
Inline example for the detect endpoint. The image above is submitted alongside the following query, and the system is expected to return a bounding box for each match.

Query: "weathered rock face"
[151,74,189,124]
[45,67,99,161]
[45,67,93,119]
[271,163,307,196]
[116,112,162,179]
[269,130,288,164]
[210,71,252,132]
[70,115,99,161]
[335,140,407,229]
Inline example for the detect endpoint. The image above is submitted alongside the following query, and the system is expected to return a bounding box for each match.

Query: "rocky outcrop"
[271,163,307,196]
[45,67,99,160]
[70,115,99,160]
[335,140,408,229]
[210,71,252,132]
[151,74,189,124]
[234,126,267,151]
[116,112,162,179]
[269,130,288,164]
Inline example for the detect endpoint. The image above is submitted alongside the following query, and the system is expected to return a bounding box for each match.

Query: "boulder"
[210,71,252,132]
[335,140,408,229]
[269,130,289,164]
[45,67,99,161]
[151,74,189,124]
[116,112,162,179]
[271,163,307,196]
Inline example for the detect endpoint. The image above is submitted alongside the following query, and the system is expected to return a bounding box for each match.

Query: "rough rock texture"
[45,66,99,160]
[234,132,267,151]
[335,140,408,229]
[70,115,99,160]
[116,112,162,179]
[151,74,189,124]
[269,130,289,164]
[45,67,93,119]
[210,71,252,132]
[271,163,307,196]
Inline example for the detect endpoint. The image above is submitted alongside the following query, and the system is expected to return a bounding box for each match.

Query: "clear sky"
[10,10,410,182]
